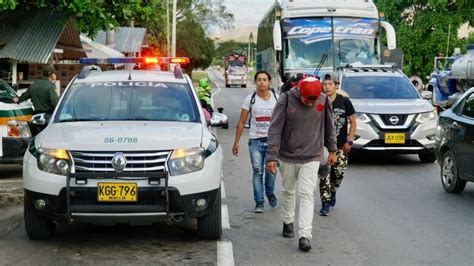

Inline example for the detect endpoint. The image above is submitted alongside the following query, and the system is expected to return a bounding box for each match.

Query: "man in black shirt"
[319,71,357,216]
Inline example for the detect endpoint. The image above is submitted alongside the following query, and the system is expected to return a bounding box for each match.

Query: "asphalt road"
[0,69,473,265]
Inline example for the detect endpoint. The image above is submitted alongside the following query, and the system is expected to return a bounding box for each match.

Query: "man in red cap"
[266,77,337,252]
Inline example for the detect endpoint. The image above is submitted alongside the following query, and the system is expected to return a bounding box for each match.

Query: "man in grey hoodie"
[266,77,337,252]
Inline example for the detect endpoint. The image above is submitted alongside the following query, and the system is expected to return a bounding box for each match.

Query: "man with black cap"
[266,77,337,252]
[14,65,59,115]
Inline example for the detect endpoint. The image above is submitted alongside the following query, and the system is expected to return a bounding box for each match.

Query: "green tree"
[375,0,473,78]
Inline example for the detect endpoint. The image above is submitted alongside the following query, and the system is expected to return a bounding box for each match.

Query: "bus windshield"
[283,17,379,70]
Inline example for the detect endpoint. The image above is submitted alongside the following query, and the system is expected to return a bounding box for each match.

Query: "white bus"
[256,0,398,89]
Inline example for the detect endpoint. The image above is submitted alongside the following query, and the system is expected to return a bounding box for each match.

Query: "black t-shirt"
[331,94,356,148]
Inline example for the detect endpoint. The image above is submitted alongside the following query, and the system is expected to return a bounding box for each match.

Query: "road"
[0,69,473,265]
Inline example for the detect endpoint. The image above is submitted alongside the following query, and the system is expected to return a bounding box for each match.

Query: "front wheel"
[441,151,466,193]
[24,196,55,239]
[197,189,222,239]
[418,151,436,163]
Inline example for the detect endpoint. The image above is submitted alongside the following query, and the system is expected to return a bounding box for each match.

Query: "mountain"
[211,26,257,43]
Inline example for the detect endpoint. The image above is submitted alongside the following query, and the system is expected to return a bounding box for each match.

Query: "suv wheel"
[24,196,55,239]
[418,151,436,163]
[197,189,222,239]
[441,151,466,193]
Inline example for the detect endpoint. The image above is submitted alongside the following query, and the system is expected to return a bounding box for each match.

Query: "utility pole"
[172,0,177,57]
[248,32,254,66]
[167,0,171,57]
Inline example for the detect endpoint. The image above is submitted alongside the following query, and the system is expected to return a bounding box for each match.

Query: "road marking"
[221,204,230,229]
[221,181,226,199]
[208,70,223,109]
[217,240,234,266]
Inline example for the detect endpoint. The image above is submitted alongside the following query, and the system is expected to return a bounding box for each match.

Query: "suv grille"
[70,151,170,173]
[379,114,408,126]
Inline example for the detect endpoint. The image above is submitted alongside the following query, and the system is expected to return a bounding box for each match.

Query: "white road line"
[208,70,223,109]
[221,181,226,199]
[217,240,235,266]
[221,204,230,229]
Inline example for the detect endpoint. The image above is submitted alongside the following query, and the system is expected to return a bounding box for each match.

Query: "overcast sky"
[224,0,275,27]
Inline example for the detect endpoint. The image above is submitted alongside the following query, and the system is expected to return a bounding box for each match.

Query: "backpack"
[246,88,278,128]
[280,73,304,94]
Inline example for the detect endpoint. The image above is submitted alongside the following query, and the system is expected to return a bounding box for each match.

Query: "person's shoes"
[282,223,294,238]
[330,192,336,207]
[267,194,278,208]
[319,202,330,216]
[299,237,311,251]
[254,203,264,213]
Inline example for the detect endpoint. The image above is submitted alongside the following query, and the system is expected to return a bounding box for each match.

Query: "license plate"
[384,133,405,144]
[97,183,137,202]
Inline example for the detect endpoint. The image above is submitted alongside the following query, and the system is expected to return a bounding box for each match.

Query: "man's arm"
[17,88,31,103]
[324,96,337,152]
[266,93,287,163]
[49,87,59,107]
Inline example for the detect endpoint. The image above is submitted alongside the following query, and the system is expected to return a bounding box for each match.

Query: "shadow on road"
[349,151,427,165]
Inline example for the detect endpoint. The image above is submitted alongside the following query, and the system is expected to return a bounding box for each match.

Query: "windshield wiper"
[58,118,100,122]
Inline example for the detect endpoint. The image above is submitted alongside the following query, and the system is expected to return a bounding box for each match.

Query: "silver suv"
[338,65,437,162]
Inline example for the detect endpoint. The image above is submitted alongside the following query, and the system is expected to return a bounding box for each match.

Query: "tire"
[418,151,436,163]
[24,196,55,239]
[197,189,222,239]
[441,151,466,193]
[241,84,247,88]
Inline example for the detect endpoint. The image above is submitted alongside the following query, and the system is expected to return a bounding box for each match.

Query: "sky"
[223,0,275,28]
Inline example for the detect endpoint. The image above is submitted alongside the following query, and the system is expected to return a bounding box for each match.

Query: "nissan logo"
[111,152,127,172]
[389,116,400,125]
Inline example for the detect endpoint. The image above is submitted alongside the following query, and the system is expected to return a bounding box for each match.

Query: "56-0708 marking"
[104,137,138,144]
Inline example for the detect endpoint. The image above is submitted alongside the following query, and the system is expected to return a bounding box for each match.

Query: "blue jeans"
[248,138,276,204]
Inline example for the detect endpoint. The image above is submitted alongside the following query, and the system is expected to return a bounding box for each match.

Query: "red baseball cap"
[299,77,321,100]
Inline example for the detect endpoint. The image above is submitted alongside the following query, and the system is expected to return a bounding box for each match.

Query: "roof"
[93,27,147,54]
[80,36,124,58]
[0,10,86,63]
[281,0,379,19]
[75,70,188,84]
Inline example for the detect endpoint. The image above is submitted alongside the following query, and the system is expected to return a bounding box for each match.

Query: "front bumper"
[352,119,437,153]
[1,137,31,164]
[24,186,220,225]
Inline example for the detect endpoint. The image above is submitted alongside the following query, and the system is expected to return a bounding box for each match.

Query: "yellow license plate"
[97,183,137,202]
[384,133,405,144]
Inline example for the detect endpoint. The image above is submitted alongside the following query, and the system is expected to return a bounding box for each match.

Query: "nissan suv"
[338,65,437,162]
[22,58,224,240]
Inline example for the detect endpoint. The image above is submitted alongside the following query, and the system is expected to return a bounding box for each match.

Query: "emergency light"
[79,57,190,65]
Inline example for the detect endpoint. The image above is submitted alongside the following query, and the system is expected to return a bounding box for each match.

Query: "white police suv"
[23,57,224,239]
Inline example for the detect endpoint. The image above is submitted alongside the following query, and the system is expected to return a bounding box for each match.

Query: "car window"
[341,76,420,99]
[461,93,474,119]
[55,81,200,123]
[0,79,16,101]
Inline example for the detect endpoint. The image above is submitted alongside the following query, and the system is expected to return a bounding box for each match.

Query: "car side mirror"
[210,112,229,128]
[421,91,432,100]
[31,113,48,126]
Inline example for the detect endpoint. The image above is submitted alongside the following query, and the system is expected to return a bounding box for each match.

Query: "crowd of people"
[233,70,357,252]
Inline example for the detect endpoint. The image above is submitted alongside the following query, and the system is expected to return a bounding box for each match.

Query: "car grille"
[378,114,408,126]
[70,151,170,173]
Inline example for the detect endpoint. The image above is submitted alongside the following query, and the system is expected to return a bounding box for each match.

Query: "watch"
[346,140,353,145]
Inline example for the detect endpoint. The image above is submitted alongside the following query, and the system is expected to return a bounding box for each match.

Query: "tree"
[375,0,473,77]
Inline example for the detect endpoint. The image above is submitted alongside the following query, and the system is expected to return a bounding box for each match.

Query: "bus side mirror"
[273,20,282,51]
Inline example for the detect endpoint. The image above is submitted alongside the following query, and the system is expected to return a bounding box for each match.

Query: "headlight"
[7,120,31,138]
[416,111,437,123]
[37,148,70,176]
[355,113,371,123]
[167,147,205,176]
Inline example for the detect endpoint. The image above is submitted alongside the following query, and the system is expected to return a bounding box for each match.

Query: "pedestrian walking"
[232,70,278,213]
[14,65,59,115]
[318,71,356,216]
[266,77,337,251]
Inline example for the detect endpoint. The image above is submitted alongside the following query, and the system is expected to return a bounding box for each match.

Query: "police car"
[23,57,224,239]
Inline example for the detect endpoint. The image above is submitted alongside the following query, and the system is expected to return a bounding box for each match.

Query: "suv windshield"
[55,81,200,123]
[342,76,420,99]
[0,79,17,102]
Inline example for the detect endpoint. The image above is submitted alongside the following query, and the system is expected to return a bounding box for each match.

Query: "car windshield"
[55,81,200,123]
[342,76,420,99]
[0,79,17,101]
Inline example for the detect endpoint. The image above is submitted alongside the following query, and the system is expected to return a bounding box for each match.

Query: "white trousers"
[279,160,320,240]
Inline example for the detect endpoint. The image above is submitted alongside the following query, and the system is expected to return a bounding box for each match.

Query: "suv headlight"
[37,148,70,176]
[416,111,437,123]
[168,147,205,176]
[355,112,371,123]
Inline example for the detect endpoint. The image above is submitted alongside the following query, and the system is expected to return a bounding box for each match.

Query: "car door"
[452,92,474,180]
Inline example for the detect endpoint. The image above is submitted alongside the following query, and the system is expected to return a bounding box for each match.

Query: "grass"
[191,71,208,85]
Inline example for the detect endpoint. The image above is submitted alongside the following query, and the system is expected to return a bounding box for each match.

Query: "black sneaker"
[254,203,264,213]
[282,223,294,238]
[299,237,311,251]
[319,202,330,216]
[330,192,336,207]
[267,194,278,208]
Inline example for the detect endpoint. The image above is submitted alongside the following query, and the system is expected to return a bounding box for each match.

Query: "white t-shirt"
[242,92,278,139]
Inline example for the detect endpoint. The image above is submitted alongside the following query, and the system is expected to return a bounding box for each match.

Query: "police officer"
[14,65,59,115]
